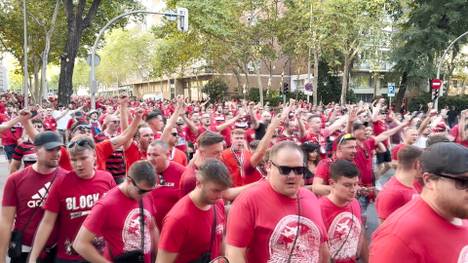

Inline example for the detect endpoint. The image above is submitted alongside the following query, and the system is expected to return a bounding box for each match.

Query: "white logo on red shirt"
[458,245,468,263]
[328,211,361,261]
[122,208,152,253]
[27,182,52,208]
[268,215,321,263]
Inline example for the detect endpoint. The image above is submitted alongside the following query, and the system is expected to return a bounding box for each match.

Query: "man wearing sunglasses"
[226,141,329,263]
[74,161,158,263]
[28,136,116,263]
[0,131,69,263]
[370,142,468,263]
[9,120,45,174]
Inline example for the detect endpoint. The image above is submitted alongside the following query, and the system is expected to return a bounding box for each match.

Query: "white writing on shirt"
[27,182,52,208]
[65,194,100,211]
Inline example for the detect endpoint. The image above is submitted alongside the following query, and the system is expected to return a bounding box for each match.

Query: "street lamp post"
[89,9,188,109]
[434,30,468,110]
[22,0,29,109]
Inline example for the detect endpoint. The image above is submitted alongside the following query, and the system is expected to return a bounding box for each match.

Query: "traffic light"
[283,82,289,94]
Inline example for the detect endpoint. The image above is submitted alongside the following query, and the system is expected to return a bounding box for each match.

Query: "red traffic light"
[431,79,442,90]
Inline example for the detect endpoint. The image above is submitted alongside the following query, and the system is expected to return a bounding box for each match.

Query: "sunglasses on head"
[338,133,355,145]
[68,138,94,149]
[433,173,468,190]
[129,177,154,194]
[271,161,305,175]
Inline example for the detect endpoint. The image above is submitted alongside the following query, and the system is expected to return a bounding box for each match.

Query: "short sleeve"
[315,160,330,182]
[83,201,107,236]
[225,195,255,248]
[158,215,188,253]
[124,143,140,171]
[375,192,405,220]
[95,140,114,170]
[370,234,420,263]
[2,175,18,207]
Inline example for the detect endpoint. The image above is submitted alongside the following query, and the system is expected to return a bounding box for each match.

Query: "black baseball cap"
[34,131,63,150]
[421,142,468,177]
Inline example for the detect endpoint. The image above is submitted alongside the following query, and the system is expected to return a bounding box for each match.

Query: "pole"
[89,10,184,109]
[434,30,468,110]
[306,0,313,104]
[22,0,29,109]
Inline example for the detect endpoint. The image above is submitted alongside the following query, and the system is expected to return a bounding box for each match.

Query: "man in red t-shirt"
[312,133,357,196]
[319,160,367,263]
[376,145,422,222]
[390,127,419,162]
[370,142,468,262]
[0,131,68,262]
[74,161,158,263]
[28,136,116,262]
[157,159,231,263]
[450,109,468,147]
[146,140,186,230]
[0,111,29,162]
[226,141,329,263]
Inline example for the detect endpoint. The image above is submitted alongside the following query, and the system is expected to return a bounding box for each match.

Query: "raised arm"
[110,109,143,150]
[161,96,185,143]
[0,113,26,134]
[18,111,39,140]
[119,94,130,131]
[216,113,241,131]
[374,120,409,143]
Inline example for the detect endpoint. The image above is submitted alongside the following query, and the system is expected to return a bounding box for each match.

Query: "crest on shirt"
[268,215,321,263]
[122,208,153,253]
[328,211,361,261]
[458,245,468,263]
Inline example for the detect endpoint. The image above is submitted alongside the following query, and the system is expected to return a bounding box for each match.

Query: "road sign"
[176,7,189,32]
[87,54,100,66]
[304,82,313,96]
[431,79,442,90]
[387,82,396,97]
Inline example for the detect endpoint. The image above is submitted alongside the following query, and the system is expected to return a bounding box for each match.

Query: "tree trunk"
[41,0,61,100]
[33,57,41,104]
[312,49,319,106]
[255,64,263,105]
[395,71,408,113]
[340,58,351,105]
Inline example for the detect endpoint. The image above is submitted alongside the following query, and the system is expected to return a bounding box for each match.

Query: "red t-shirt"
[354,138,376,186]
[390,143,405,161]
[179,163,197,196]
[83,187,157,263]
[373,120,389,147]
[158,196,225,263]
[95,140,115,170]
[315,158,334,184]
[0,125,23,146]
[44,170,116,260]
[221,149,246,187]
[184,126,198,144]
[375,176,418,221]
[1,166,68,246]
[124,143,146,172]
[370,197,468,263]
[226,181,328,262]
[59,147,72,171]
[319,197,362,263]
[171,148,188,167]
[450,125,468,147]
[242,151,263,185]
[149,161,185,230]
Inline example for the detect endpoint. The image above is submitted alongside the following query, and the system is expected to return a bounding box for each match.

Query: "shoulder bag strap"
[209,204,217,253]
[21,168,59,232]
[139,199,145,250]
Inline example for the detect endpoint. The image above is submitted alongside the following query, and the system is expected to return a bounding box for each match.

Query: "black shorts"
[376,149,391,164]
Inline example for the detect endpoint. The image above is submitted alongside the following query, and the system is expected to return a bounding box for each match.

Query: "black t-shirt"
[447,110,458,122]
[255,122,267,140]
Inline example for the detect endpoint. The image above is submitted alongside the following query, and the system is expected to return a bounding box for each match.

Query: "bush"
[202,78,229,103]
[407,93,468,112]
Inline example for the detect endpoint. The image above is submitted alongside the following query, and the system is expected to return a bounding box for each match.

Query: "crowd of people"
[0,91,466,263]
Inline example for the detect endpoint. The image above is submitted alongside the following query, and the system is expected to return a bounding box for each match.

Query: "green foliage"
[407,94,468,112]
[72,59,89,88]
[96,28,155,85]
[202,78,229,102]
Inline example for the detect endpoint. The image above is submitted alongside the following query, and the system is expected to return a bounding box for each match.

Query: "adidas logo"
[27,182,51,208]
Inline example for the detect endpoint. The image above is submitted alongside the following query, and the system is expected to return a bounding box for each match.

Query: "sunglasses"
[68,139,94,149]
[111,120,120,124]
[338,133,355,145]
[171,132,178,137]
[129,177,154,194]
[34,125,43,129]
[271,161,305,176]
[434,173,468,190]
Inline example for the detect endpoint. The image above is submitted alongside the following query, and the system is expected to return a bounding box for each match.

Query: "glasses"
[434,173,468,190]
[129,177,154,194]
[171,132,178,137]
[271,161,305,176]
[68,139,95,149]
[111,120,120,124]
[74,125,91,133]
[338,133,355,145]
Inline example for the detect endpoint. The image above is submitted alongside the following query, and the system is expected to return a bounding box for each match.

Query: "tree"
[202,78,228,102]
[323,0,386,105]
[389,0,468,111]
[57,0,141,106]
